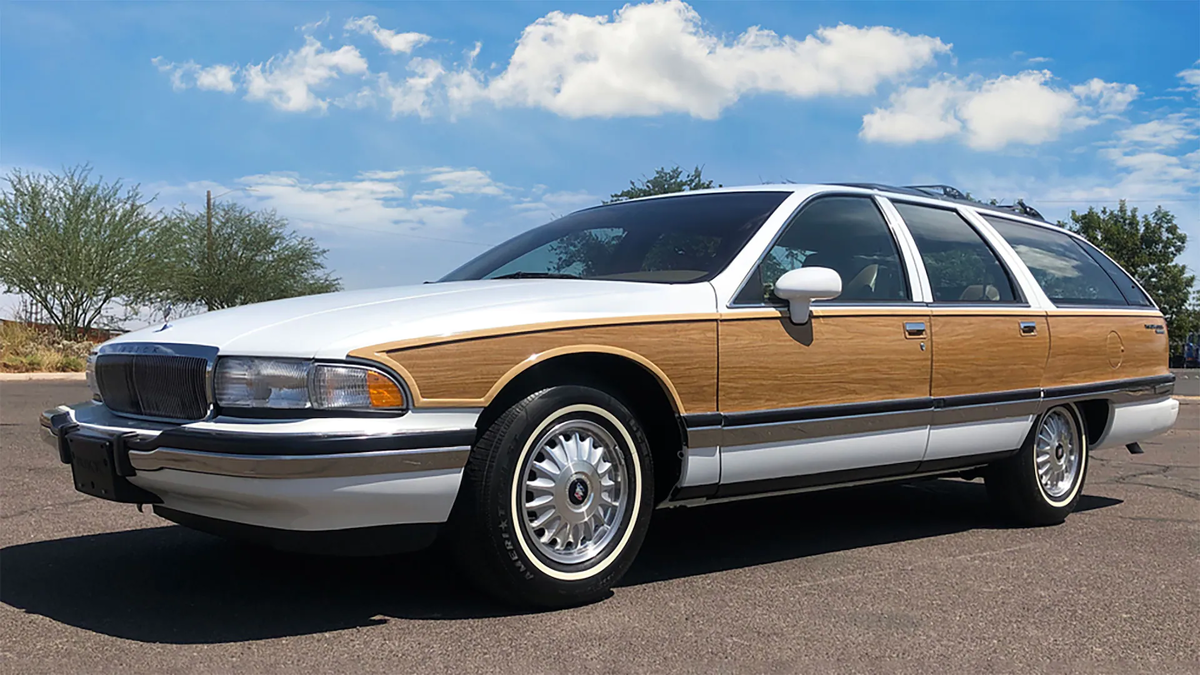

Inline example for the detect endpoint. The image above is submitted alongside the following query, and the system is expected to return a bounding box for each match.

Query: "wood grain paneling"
[929,311,1049,397]
[365,321,718,413]
[1043,312,1169,388]
[718,312,931,412]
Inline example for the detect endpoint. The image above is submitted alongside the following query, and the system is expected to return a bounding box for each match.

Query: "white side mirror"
[774,267,842,324]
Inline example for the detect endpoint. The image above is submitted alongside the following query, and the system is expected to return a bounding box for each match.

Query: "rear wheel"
[986,404,1088,526]
[449,385,654,608]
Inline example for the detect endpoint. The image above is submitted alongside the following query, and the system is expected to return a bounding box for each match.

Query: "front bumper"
[42,402,479,535]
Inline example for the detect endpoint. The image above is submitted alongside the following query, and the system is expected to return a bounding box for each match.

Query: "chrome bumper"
[43,402,481,532]
[41,401,477,481]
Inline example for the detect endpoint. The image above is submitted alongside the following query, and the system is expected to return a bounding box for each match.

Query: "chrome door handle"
[904,321,927,338]
[1019,321,1038,336]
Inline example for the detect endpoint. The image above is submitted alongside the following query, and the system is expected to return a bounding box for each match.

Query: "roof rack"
[905,184,1046,221]
[829,182,1047,222]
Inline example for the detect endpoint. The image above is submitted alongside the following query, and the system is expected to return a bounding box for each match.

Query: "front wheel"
[449,385,654,608]
[986,403,1088,526]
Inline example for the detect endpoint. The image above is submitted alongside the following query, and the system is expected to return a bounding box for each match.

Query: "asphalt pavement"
[2,381,1197,674]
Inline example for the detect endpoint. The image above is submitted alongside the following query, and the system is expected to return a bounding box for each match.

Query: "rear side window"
[1073,238,1154,307]
[894,202,1019,303]
[984,217,1143,307]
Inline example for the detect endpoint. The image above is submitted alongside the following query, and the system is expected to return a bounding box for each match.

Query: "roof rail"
[825,182,1047,222]
[903,184,1047,222]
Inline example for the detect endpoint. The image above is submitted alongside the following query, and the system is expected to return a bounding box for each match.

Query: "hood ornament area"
[154,305,174,333]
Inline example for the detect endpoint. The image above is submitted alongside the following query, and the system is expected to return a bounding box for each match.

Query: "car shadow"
[0,478,1122,644]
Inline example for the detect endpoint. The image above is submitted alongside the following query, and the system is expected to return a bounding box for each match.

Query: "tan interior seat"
[846,264,879,295]
[959,284,1000,301]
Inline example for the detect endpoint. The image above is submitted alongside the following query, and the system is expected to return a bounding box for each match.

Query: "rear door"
[889,201,1048,467]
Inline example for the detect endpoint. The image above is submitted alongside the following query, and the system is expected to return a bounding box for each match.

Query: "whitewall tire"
[449,385,654,608]
[986,403,1089,526]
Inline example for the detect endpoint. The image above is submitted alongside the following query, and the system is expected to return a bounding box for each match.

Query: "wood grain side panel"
[1043,313,1169,389]
[384,321,718,413]
[930,313,1049,397]
[718,315,931,412]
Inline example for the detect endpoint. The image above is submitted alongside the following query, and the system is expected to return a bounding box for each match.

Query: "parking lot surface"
[2,381,1197,674]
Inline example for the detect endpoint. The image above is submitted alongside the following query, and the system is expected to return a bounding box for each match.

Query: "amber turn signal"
[367,370,407,409]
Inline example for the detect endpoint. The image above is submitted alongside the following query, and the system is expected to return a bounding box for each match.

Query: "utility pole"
[205,189,214,312]
[206,189,214,272]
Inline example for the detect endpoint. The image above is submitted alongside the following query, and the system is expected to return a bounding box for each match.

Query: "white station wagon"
[42,183,1178,607]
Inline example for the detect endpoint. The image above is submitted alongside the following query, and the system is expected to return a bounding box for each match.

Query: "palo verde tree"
[547,165,722,277]
[0,165,164,337]
[158,201,341,312]
[606,165,718,203]
[1061,201,1196,349]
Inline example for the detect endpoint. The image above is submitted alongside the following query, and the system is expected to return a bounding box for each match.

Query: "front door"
[717,195,932,495]
[889,201,1048,465]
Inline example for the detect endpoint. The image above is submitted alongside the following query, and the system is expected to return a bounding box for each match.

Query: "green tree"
[159,202,341,312]
[1061,202,1196,349]
[606,165,718,203]
[0,165,164,337]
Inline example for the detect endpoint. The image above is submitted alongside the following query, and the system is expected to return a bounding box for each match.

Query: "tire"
[986,403,1088,526]
[448,385,654,608]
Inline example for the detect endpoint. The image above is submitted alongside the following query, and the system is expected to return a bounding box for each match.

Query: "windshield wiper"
[491,271,581,280]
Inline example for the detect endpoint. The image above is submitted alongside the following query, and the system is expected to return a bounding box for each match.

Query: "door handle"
[904,321,927,338]
[1019,321,1038,336]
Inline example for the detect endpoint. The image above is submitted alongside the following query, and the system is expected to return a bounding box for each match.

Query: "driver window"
[735,196,910,305]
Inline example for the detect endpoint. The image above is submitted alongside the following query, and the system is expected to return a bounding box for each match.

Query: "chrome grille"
[95,353,211,420]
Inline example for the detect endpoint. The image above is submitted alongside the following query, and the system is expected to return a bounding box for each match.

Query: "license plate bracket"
[67,430,160,503]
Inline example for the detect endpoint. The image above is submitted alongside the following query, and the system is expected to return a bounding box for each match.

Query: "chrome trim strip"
[932,399,1041,426]
[683,425,722,449]
[721,408,932,448]
[127,446,470,479]
[662,465,988,509]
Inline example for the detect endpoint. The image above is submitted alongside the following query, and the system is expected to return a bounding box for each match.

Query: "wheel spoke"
[517,417,630,565]
[525,493,554,509]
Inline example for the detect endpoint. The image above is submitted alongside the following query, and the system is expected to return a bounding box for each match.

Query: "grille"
[95,354,211,420]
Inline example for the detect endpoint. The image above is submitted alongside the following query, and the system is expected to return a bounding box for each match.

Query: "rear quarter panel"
[1043,310,1169,388]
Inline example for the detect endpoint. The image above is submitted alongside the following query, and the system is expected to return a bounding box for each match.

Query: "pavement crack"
[0,497,92,520]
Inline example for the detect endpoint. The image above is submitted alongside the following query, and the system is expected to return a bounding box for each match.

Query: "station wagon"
[41,183,1179,607]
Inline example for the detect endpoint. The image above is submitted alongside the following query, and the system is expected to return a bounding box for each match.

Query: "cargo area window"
[734,196,910,305]
[894,202,1019,304]
[985,217,1150,307]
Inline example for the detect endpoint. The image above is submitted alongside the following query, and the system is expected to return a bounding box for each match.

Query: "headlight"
[214,357,407,411]
[86,353,101,402]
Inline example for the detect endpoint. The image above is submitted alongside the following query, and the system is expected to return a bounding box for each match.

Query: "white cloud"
[422,168,507,197]
[861,70,1137,150]
[298,14,329,33]
[1116,114,1198,150]
[1026,56,1052,64]
[378,57,444,117]
[1072,78,1140,114]
[1178,61,1200,87]
[243,36,369,113]
[151,57,238,93]
[448,1,949,119]
[233,171,469,234]
[859,77,962,144]
[345,16,431,54]
[1177,60,1200,98]
[357,169,407,180]
[960,71,1086,149]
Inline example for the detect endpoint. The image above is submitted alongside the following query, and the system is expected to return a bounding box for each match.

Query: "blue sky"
[2,0,1198,306]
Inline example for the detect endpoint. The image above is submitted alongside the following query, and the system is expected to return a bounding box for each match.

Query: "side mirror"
[774,267,842,324]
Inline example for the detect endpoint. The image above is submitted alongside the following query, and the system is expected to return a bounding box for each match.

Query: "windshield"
[440,191,790,283]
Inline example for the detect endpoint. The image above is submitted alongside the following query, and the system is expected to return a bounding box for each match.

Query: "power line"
[291,217,498,247]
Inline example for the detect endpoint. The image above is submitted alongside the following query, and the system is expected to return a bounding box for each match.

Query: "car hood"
[106,280,718,359]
